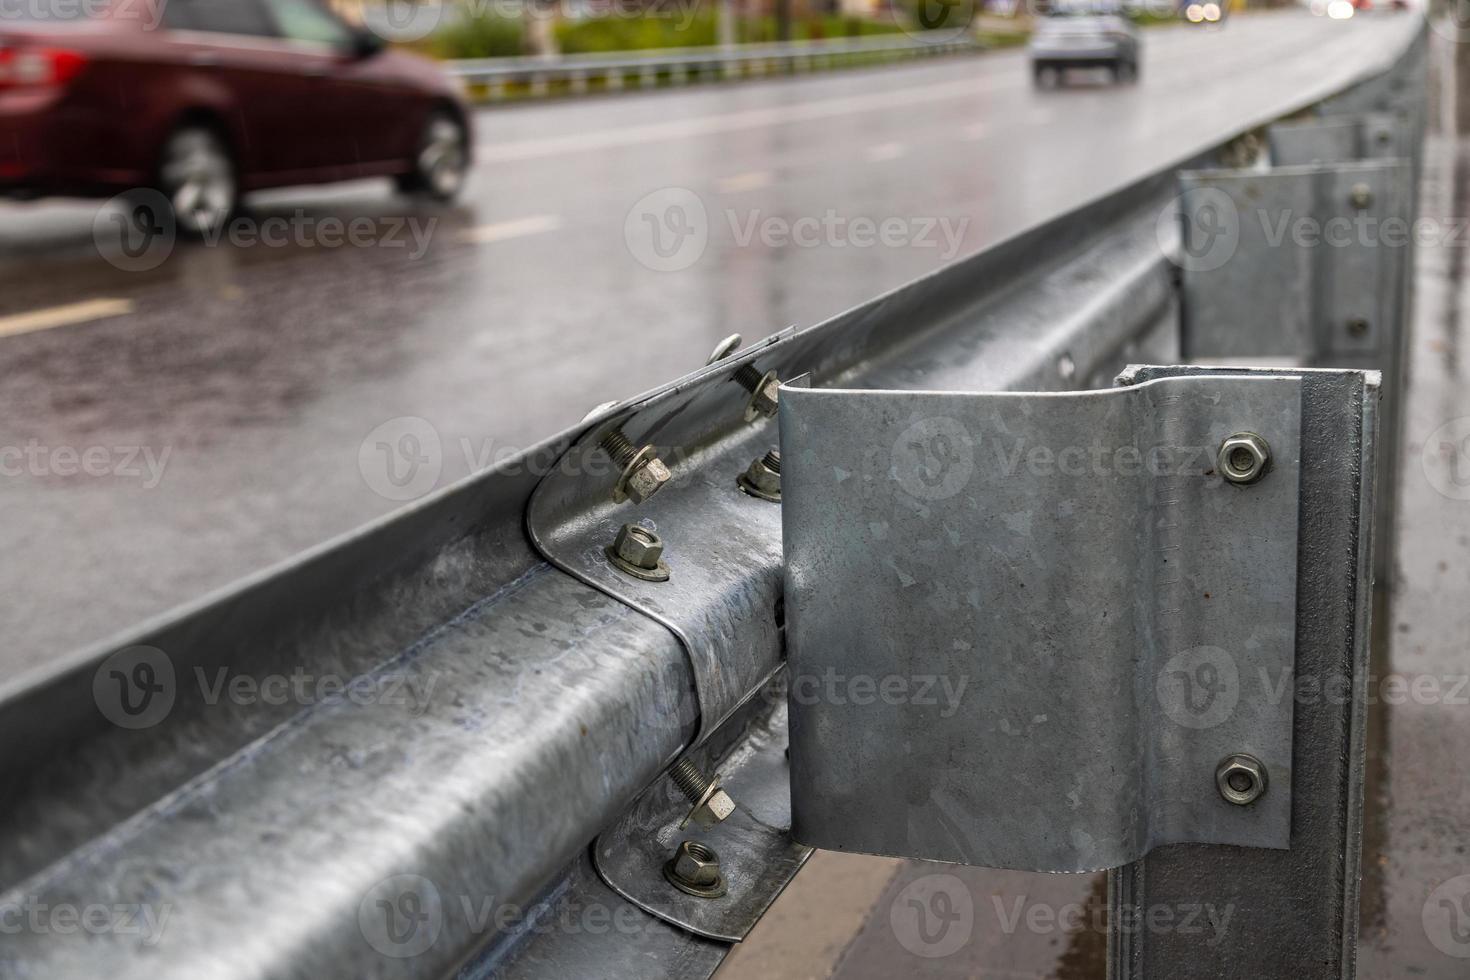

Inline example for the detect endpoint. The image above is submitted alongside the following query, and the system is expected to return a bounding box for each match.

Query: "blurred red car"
[0,0,472,234]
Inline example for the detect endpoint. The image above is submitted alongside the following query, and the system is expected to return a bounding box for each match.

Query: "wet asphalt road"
[0,13,1417,675]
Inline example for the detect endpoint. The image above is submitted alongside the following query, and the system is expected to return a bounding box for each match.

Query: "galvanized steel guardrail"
[446,33,982,96]
[0,19,1428,980]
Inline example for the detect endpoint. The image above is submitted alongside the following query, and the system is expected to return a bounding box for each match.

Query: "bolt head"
[744,373,780,421]
[672,841,722,886]
[707,333,742,365]
[1349,182,1373,210]
[620,455,672,505]
[1217,432,1270,485]
[689,788,736,827]
[613,524,664,570]
[1216,754,1267,806]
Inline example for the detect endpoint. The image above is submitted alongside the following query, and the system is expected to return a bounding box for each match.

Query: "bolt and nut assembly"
[668,757,736,828]
[663,840,727,899]
[1217,432,1271,485]
[605,523,670,582]
[737,450,781,502]
[731,363,780,421]
[1216,753,1268,806]
[599,427,671,505]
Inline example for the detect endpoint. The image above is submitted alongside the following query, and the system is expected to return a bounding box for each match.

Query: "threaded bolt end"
[732,364,763,392]
[762,450,781,474]
[599,428,639,467]
[669,758,710,803]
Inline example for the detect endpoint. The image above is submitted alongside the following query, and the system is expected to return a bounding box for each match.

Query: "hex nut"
[688,787,736,828]
[664,840,727,898]
[1217,432,1271,485]
[605,524,670,582]
[614,447,672,505]
[613,524,662,568]
[737,454,781,502]
[743,372,780,421]
[1216,754,1267,806]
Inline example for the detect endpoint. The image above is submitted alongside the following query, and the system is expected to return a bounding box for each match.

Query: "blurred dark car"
[0,0,472,235]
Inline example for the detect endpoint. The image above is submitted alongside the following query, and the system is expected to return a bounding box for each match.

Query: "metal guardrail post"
[1105,367,1380,980]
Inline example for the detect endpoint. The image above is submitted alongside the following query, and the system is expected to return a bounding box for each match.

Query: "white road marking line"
[457,214,564,244]
[0,298,135,338]
[961,121,990,141]
[477,74,1008,163]
[716,171,774,194]
[865,141,907,163]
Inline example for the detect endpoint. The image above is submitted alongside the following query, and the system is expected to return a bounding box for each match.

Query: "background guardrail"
[445,34,983,98]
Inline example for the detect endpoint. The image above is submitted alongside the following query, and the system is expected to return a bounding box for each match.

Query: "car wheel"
[157,127,237,239]
[398,110,469,203]
[1034,65,1060,88]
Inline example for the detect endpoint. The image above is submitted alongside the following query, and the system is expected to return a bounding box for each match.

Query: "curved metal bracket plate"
[525,331,807,745]
[781,370,1306,872]
[593,697,810,942]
